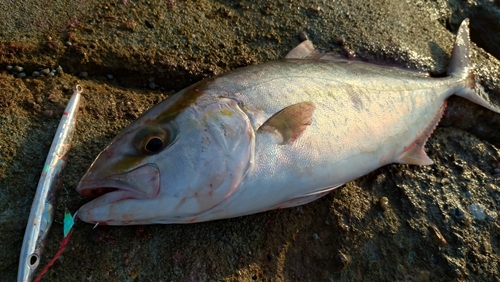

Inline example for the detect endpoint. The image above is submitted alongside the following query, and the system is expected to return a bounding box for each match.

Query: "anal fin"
[396,101,447,165]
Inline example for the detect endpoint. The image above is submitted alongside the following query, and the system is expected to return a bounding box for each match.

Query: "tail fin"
[449,19,500,114]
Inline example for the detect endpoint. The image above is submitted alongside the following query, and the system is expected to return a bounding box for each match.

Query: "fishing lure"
[18,85,82,282]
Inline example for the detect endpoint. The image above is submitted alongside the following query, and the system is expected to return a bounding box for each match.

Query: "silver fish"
[76,19,499,225]
[18,85,82,282]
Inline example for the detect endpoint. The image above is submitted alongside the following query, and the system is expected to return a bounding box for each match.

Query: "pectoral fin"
[258,102,315,145]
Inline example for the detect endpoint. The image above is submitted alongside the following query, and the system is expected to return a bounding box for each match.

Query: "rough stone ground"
[1,0,500,281]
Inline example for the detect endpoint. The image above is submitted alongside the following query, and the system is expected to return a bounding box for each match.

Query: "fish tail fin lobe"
[447,19,472,78]
[449,19,500,114]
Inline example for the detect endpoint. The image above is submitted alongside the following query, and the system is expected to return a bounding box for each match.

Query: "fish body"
[19,86,82,282]
[76,20,499,225]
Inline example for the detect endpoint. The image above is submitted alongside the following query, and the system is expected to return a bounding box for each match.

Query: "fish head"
[76,91,255,225]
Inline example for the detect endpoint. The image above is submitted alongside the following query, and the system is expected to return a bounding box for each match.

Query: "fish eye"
[145,137,164,153]
[134,126,170,155]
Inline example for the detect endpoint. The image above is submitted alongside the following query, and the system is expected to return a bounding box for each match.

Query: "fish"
[76,19,499,225]
[18,85,82,282]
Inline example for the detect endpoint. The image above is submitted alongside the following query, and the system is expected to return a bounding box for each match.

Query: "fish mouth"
[76,164,160,200]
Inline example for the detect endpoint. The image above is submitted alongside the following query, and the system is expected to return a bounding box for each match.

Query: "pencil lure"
[18,85,82,282]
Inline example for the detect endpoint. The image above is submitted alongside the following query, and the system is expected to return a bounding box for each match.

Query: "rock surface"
[1,0,500,281]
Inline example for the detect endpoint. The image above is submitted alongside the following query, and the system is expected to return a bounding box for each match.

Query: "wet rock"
[2,0,500,281]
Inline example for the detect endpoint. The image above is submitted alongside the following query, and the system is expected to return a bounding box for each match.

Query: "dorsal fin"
[285,40,322,59]
[258,102,315,145]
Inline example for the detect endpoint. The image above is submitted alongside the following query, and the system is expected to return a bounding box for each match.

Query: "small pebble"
[17,72,26,78]
[78,71,88,78]
[456,248,465,258]
[32,71,40,77]
[333,36,345,46]
[14,66,23,72]
[469,203,486,220]
[55,65,63,73]
[298,31,309,42]
[149,82,157,89]
[431,254,439,265]
[43,110,53,117]
[492,168,500,175]
[464,190,471,198]
[308,6,321,13]
[485,210,498,222]
[64,41,72,46]
[452,206,465,219]
[106,74,114,79]
[428,226,447,246]
[267,253,274,261]
[145,20,154,29]
[486,184,499,191]
[418,270,430,281]
[312,233,319,240]
[47,72,55,78]
[332,252,349,272]
[6,65,13,71]
[41,68,51,75]
[378,197,389,211]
